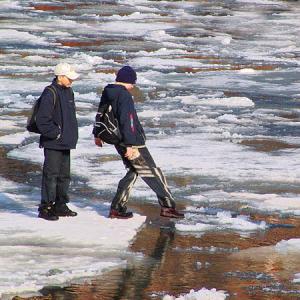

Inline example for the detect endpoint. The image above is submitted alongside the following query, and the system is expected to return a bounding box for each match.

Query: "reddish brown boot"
[109,209,133,219]
[160,207,184,219]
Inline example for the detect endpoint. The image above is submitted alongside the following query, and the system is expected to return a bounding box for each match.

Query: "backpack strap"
[46,86,58,107]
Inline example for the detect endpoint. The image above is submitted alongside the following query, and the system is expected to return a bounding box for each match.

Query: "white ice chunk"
[162,288,228,300]
[0,184,146,298]
[0,131,31,145]
[275,238,300,254]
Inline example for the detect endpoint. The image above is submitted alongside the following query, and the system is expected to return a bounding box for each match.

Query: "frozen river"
[1,0,300,299]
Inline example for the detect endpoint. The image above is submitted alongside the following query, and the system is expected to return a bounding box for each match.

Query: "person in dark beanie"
[94,65,184,219]
[36,62,79,221]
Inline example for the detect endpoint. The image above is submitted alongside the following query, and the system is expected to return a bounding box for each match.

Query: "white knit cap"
[54,62,79,80]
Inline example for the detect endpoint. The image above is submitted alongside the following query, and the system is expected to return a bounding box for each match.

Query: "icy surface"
[175,209,267,234]
[0,177,146,299]
[293,273,300,283]
[1,0,300,297]
[275,238,300,254]
[162,288,228,300]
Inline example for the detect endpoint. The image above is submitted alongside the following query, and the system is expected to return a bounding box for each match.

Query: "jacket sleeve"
[36,88,60,139]
[117,92,139,146]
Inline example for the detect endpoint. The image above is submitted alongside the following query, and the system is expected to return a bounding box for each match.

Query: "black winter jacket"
[96,84,146,146]
[36,79,78,150]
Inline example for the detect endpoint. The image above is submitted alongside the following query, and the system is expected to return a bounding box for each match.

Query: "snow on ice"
[0,177,146,299]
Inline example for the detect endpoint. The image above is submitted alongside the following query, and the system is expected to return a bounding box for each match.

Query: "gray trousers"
[111,146,176,211]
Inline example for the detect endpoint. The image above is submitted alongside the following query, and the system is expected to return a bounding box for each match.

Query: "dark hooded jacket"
[95,84,146,146]
[36,79,78,150]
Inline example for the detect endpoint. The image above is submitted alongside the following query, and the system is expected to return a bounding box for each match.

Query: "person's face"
[125,83,134,90]
[58,75,73,87]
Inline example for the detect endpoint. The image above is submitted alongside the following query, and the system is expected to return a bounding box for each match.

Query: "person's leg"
[55,149,70,205]
[110,168,138,218]
[54,150,77,217]
[39,148,62,220]
[108,146,138,218]
[132,147,175,207]
[132,147,184,218]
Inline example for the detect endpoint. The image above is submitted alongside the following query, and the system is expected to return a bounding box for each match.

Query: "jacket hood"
[102,84,126,102]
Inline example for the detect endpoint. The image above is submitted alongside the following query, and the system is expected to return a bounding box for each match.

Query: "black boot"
[38,204,59,221]
[54,203,77,217]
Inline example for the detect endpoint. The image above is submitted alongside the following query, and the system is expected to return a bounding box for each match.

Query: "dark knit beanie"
[116,66,137,84]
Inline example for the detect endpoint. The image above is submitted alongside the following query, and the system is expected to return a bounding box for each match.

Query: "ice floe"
[162,288,228,300]
[275,238,300,254]
[0,177,146,299]
[175,208,266,234]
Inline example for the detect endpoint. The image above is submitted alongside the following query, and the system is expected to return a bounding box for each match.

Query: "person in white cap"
[35,62,80,221]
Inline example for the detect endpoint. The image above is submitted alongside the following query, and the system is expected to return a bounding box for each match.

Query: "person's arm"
[117,93,141,159]
[94,137,103,147]
[124,146,140,160]
[118,93,138,146]
[36,88,60,139]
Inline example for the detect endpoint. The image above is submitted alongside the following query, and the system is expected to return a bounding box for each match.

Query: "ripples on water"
[1,0,300,299]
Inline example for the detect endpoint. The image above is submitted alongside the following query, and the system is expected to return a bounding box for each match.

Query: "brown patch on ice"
[250,213,299,230]
[278,111,300,120]
[9,110,30,117]
[252,65,277,71]
[20,52,31,58]
[0,147,40,183]
[0,73,38,79]
[12,296,51,300]
[33,4,83,11]
[146,120,177,129]
[112,57,127,64]
[177,63,277,73]
[240,139,300,152]
[90,154,120,164]
[58,40,104,48]
[223,90,242,97]
[176,55,278,73]
[170,175,194,187]
[182,54,223,60]
[182,54,278,69]
[94,68,117,74]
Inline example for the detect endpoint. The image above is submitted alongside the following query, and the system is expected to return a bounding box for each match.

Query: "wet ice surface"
[1,0,300,299]
[162,288,228,300]
[0,177,146,299]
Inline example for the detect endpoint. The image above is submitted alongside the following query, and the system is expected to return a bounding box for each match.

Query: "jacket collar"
[52,78,70,90]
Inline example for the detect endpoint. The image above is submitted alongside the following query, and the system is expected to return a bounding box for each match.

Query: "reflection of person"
[94,66,184,219]
[109,227,174,299]
[36,62,79,221]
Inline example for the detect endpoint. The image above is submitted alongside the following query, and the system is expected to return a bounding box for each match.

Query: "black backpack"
[26,86,57,134]
[93,103,122,145]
